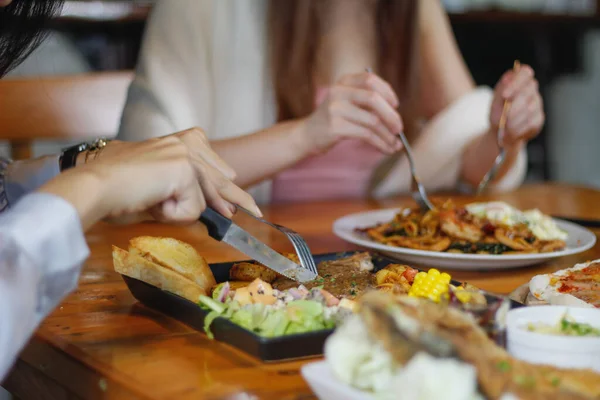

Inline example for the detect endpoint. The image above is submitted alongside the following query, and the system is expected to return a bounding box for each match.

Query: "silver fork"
[237,207,318,275]
[397,132,435,211]
[475,100,509,195]
[476,60,520,195]
[364,67,434,211]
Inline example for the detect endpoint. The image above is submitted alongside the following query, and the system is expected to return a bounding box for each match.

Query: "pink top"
[271,87,386,203]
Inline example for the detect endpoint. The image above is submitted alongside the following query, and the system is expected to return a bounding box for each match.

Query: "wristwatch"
[59,138,110,171]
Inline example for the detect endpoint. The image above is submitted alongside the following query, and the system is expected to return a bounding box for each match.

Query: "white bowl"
[506,306,600,372]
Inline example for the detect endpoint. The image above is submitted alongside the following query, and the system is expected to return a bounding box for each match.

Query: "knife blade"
[199,208,317,283]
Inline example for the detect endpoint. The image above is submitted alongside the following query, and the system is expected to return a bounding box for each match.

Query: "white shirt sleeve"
[0,193,89,381]
[0,156,61,212]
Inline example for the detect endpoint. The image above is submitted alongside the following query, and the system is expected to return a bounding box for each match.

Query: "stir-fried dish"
[359,200,567,255]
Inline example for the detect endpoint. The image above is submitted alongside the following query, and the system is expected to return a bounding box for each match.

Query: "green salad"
[198,279,353,338]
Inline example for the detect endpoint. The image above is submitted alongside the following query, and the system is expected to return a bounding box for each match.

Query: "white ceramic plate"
[302,361,372,400]
[332,209,596,270]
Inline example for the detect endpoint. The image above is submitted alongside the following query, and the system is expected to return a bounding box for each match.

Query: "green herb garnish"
[560,318,600,336]
[496,360,511,372]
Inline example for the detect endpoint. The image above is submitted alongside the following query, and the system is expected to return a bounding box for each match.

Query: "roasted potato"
[229,262,279,283]
[375,269,396,285]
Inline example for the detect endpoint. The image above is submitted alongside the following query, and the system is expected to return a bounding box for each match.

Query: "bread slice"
[113,246,208,302]
[128,236,216,291]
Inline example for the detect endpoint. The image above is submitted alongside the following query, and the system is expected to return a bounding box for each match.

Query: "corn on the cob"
[408,269,451,302]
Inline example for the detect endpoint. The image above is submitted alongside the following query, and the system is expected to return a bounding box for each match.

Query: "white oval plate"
[332,209,596,270]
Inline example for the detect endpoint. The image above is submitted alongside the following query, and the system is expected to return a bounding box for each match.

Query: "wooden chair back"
[0,71,133,159]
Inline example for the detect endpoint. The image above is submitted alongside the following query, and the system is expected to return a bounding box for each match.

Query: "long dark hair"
[269,0,419,130]
[0,0,64,77]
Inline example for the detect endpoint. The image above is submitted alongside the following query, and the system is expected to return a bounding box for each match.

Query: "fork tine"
[291,234,317,274]
[289,233,317,274]
[288,236,307,268]
[237,205,317,274]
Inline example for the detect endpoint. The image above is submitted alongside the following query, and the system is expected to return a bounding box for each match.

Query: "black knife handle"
[199,207,232,241]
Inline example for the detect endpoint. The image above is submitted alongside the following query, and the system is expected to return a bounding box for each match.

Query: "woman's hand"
[490,64,545,148]
[41,129,260,229]
[298,71,404,155]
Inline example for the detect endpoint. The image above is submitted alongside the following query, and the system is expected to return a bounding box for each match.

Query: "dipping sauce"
[526,313,600,337]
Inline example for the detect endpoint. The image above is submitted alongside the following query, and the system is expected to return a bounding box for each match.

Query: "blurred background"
[1,0,599,188]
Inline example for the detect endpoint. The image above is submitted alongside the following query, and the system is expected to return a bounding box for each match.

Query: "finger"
[192,162,237,218]
[339,72,399,107]
[197,142,237,181]
[334,119,396,154]
[505,87,542,134]
[344,88,403,135]
[153,182,206,224]
[505,107,543,144]
[507,91,530,120]
[503,65,535,99]
[194,159,262,217]
[334,103,402,150]
[202,180,235,218]
[511,111,544,143]
[495,70,512,93]
[177,128,237,180]
[153,158,207,223]
[210,173,263,217]
[510,78,539,107]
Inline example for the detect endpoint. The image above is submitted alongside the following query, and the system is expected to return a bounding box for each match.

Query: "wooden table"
[3,184,600,400]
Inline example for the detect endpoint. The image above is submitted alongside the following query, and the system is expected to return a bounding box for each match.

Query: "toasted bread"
[128,236,216,291]
[113,246,208,302]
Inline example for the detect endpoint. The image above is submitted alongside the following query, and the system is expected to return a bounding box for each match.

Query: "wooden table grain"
[4,184,600,400]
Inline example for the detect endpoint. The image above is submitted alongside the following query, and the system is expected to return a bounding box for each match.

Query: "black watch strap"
[59,143,89,171]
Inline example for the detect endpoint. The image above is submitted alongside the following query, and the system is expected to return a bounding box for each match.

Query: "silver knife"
[199,208,317,283]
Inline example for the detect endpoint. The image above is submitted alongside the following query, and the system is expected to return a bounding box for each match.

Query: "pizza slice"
[529,260,600,308]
